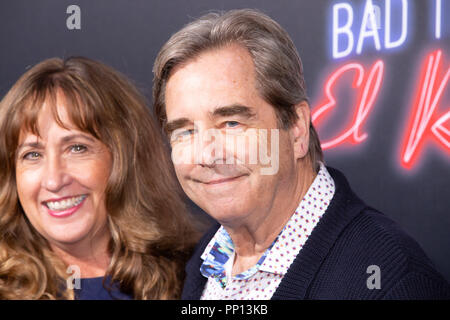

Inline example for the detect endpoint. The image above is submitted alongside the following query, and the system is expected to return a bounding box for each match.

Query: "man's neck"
[225,161,317,276]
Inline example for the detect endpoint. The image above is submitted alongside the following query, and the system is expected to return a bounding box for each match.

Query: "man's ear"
[290,100,311,160]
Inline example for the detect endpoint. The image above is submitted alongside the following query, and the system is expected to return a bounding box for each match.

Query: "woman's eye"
[23,151,41,160]
[71,144,87,153]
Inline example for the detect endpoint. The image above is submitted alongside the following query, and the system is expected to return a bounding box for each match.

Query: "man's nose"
[194,128,226,167]
[41,154,70,192]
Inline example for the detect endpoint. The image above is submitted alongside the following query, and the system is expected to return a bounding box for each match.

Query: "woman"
[0,57,198,299]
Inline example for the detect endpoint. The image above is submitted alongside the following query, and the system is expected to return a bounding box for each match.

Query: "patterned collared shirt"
[200,163,336,300]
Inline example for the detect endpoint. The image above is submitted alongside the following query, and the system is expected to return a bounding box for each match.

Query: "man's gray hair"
[153,8,323,170]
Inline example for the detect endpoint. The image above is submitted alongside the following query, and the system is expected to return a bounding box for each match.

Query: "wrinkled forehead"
[165,45,259,119]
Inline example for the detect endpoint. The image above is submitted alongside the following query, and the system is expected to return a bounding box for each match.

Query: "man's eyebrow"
[164,105,255,135]
[210,105,257,119]
[164,118,192,135]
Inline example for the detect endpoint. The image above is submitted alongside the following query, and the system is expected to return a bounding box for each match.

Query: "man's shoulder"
[301,167,450,299]
[309,206,450,299]
[338,208,436,270]
[324,166,441,273]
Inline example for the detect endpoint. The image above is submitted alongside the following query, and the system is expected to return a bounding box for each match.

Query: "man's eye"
[71,144,87,153]
[23,151,41,160]
[171,129,195,142]
[225,121,240,128]
[180,129,195,136]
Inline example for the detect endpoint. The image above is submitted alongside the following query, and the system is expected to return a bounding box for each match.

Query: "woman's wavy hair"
[0,57,198,299]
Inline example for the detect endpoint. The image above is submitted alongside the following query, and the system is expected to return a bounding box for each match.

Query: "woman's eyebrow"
[17,134,96,152]
[17,141,44,151]
[60,133,96,143]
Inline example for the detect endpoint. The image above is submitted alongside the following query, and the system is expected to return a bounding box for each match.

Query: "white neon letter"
[385,0,408,49]
[435,0,442,39]
[357,0,381,54]
[333,3,354,59]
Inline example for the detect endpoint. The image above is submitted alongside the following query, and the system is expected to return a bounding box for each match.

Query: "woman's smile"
[43,194,88,218]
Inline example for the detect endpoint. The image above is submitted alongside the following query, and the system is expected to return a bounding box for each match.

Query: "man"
[153,9,450,299]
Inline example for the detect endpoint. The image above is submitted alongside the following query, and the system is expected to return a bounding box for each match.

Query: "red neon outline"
[400,50,450,169]
[312,60,384,150]
[431,111,450,149]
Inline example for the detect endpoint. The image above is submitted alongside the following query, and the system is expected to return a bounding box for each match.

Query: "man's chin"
[200,205,251,226]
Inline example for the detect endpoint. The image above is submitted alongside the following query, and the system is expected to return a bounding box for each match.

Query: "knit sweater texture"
[182,167,450,299]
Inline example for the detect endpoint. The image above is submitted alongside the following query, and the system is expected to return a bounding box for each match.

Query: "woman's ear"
[290,100,311,160]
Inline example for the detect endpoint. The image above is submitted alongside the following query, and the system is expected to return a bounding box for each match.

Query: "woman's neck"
[50,227,111,278]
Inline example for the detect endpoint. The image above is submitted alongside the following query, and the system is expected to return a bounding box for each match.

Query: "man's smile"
[199,174,248,185]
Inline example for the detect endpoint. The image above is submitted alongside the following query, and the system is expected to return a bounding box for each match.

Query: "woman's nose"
[41,154,70,192]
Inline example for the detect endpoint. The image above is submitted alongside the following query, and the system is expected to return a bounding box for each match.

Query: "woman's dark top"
[74,276,133,300]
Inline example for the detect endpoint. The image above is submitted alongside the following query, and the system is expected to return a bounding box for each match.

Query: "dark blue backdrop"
[1,0,448,282]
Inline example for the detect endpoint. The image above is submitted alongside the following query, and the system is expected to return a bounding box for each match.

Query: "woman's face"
[15,96,112,251]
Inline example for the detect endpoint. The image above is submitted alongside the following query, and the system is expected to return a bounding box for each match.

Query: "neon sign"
[317,0,449,170]
[312,60,384,150]
[332,0,445,59]
[401,50,450,168]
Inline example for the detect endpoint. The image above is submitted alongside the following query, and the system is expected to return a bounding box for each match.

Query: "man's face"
[165,44,302,227]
